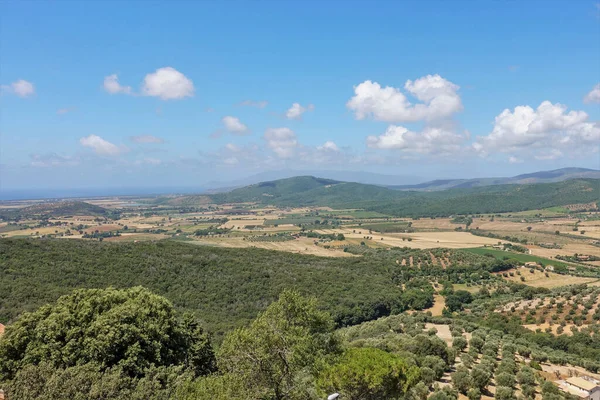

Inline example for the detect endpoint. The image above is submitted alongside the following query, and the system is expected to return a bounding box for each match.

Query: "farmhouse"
[559,376,600,400]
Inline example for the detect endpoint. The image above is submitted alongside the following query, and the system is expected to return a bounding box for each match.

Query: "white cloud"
[473,101,599,158]
[367,125,468,156]
[30,153,78,167]
[584,83,600,103]
[1,79,35,97]
[508,156,523,164]
[347,74,462,122]
[534,149,563,161]
[223,157,239,165]
[285,103,315,119]
[80,134,126,156]
[225,143,241,152]
[103,74,132,95]
[263,127,298,158]
[142,67,194,100]
[240,100,268,108]
[317,141,339,152]
[130,134,165,144]
[222,116,249,134]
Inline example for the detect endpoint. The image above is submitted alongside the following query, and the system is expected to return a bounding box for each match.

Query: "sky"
[1,0,599,192]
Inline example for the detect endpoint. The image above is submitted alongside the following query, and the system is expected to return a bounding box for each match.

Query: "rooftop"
[566,377,600,391]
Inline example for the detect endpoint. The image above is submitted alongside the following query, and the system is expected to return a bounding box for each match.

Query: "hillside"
[0,201,108,220]
[391,167,600,191]
[0,239,509,336]
[202,176,599,217]
[209,176,340,203]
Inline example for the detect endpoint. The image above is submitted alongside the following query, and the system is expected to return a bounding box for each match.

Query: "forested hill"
[209,176,342,203]
[390,167,600,191]
[0,201,108,220]
[207,176,599,217]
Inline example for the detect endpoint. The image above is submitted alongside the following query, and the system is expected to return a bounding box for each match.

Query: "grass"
[462,247,570,268]
[320,210,390,219]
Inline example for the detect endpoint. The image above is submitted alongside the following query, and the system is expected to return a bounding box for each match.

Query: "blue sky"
[1,0,599,191]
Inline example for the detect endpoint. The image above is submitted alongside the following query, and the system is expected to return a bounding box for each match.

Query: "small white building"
[560,376,600,400]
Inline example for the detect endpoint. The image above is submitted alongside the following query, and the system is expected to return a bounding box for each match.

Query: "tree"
[496,372,515,388]
[516,367,535,386]
[0,287,215,381]
[495,386,514,400]
[218,290,340,400]
[445,290,473,312]
[421,355,447,380]
[471,364,491,391]
[317,347,420,400]
[451,366,472,394]
[469,336,484,353]
[467,387,482,400]
[452,337,468,352]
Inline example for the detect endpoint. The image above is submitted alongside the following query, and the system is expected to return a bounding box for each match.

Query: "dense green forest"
[2,283,599,399]
[205,176,599,217]
[0,239,521,335]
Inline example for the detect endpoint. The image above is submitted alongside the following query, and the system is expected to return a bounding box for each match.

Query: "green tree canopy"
[217,289,340,400]
[317,347,420,400]
[0,287,215,381]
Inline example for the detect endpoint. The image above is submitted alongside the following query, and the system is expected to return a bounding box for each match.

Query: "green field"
[354,221,410,233]
[463,247,570,268]
[320,210,390,219]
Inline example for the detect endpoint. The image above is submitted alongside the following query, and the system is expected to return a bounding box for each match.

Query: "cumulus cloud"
[285,103,315,119]
[142,67,194,100]
[240,100,268,108]
[366,125,468,156]
[130,134,165,144]
[103,74,132,95]
[222,116,249,134]
[473,101,599,158]
[225,143,241,152]
[584,83,600,103]
[508,156,523,164]
[30,153,79,167]
[1,79,35,97]
[317,141,340,152]
[347,74,462,122]
[80,134,126,156]
[263,127,298,158]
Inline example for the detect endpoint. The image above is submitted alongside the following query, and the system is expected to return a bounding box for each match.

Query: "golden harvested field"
[220,219,266,229]
[530,242,600,259]
[188,236,355,257]
[316,228,505,249]
[498,267,598,288]
[2,226,68,237]
[104,233,169,242]
[84,224,121,233]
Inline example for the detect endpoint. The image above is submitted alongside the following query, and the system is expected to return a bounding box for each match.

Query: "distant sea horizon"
[0,186,207,201]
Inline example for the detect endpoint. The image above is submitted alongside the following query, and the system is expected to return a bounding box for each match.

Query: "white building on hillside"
[560,376,600,400]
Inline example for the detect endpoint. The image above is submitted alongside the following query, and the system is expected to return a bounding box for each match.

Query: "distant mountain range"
[204,175,600,217]
[203,167,599,192]
[389,167,600,191]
